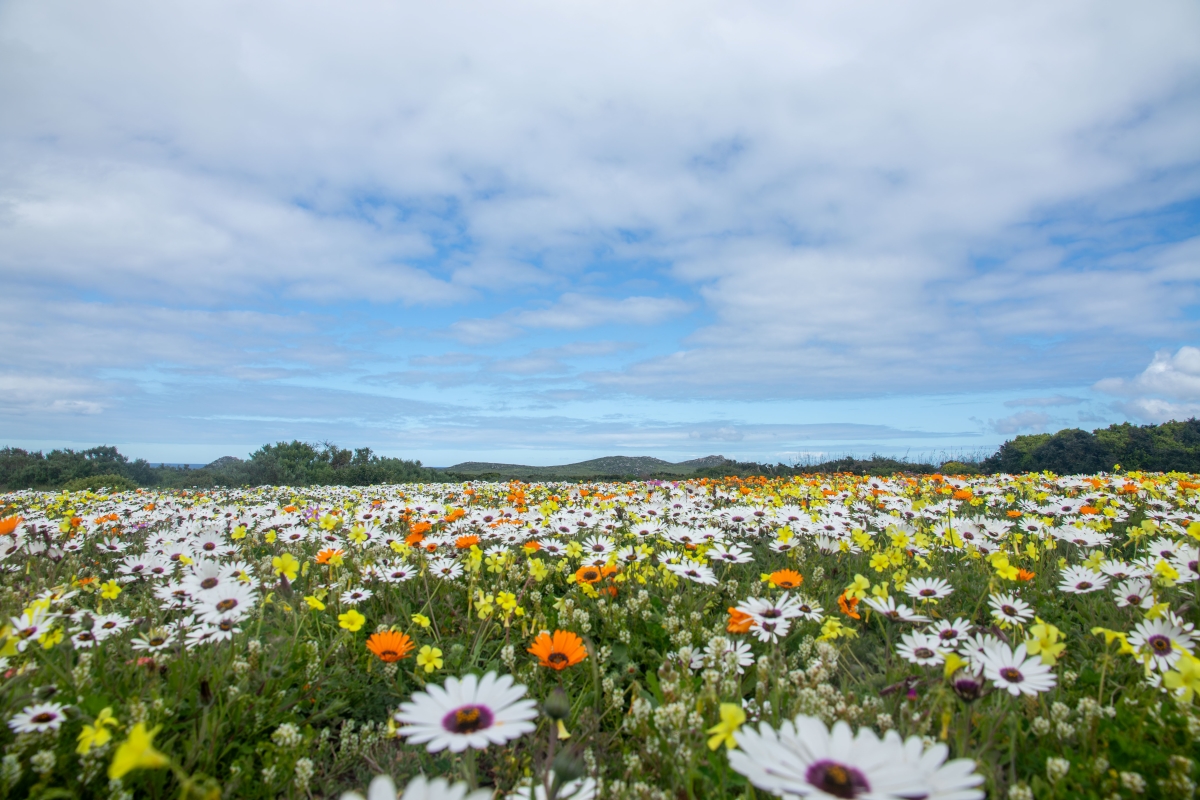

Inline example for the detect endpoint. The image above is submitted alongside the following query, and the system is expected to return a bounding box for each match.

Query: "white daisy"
[428,557,464,581]
[7,702,67,734]
[978,642,1056,696]
[508,774,598,800]
[863,596,929,624]
[1128,614,1195,671]
[905,578,953,601]
[1113,578,1153,609]
[729,715,929,799]
[709,543,754,564]
[665,560,718,586]
[195,582,258,624]
[131,627,175,652]
[1058,565,1109,594]
[987,593,1033,626]
[340,587,374,605]
[929,618,973,647]
[888,730,985,800]
[394,672,538,753]
[896,631,945,667]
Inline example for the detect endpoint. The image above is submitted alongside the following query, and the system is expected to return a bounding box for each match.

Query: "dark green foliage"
[60,473,139,492]
[981,418,1200,474]
[0,445,156,491]
[0,441,445,490]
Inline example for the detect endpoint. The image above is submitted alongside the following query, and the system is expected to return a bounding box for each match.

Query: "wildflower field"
[2,471,1200,800]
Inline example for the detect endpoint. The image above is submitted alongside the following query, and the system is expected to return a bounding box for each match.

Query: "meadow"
[1,470,1198,799]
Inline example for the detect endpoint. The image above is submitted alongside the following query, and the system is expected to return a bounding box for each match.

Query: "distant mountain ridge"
[440,454,732,478]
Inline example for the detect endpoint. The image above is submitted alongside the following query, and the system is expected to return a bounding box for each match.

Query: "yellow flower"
[411,613,431,629]
[264,530,277,544]
[869,553,890,573]
[39,627,64,650]
[272,553,299,581]
[109,722,169,780]
[485,551,508,574]
[706,703,746,751]
[943,652,969,679]
[565,541,583,559]
[319,513,342,531]
[475,591,495,620]
[1026,619,1066,666]
[496,591,518,613]
[339,609,366,632]
[527,559,549,582]
[77,707,118,755]
[416,645,443,673]
[1164,652,1200,702]
[100,580,122,600]
[845,574,870,601]
[304,596,325,611]
[230,524,247,541]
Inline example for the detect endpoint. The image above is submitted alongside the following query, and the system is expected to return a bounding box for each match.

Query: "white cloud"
[0,0,1198,453]
[1095,346,1200,422]
[989,411,1053,435]
[1005,396,1083,408]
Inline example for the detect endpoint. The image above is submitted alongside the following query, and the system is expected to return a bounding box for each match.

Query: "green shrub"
[60,473,139,492]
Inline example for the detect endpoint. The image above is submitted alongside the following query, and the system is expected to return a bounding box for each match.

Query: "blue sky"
[2,0,1199,467]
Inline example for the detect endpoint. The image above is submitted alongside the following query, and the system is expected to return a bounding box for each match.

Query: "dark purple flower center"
[1075,581,1092,590]
[31,712,57,724]
[201,577,219,589]
[1000,605,1018,616]
[999,667,1023,683]
[443,704,493,734]
[806,759,870,798]
[919,589,937,597]
[1149,635,1172,655]
[939,629,958,640]
[914,648,935,659]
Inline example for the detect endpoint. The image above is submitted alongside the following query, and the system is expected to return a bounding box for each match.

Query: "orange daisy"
[315,548,345,565]
[0,516,23,536]
[575,565,603,584]
[404,531,425,546]
[366,630,415,663]
[455,534,481,549]
[727,607,754,634]
[768,569,803,589]
[837,591,861,620]
[1016,568,1036,581]
[528,630,587,670]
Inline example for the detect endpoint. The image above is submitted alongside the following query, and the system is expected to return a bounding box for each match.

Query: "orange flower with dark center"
[1016,569,1036,581]
[523,541,542,553]
[456,535,481,549]
[1006,510,1022,518]
[838,591,861,620]
[952,489,973,501]
[445,508,466,522]
[410,521,433,535]
[405,532,425,546]
[1079,506,1098,515]
[528,630,587,670]
[366,630,414,663]
[575,565,603,584]
[769,569,803,589]
[315,548,345,565]
[727,607,754,633]
[283,505,297,513]
[0,516,22,536]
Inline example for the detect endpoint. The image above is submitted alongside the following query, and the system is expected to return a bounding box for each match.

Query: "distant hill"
[441,454,732,479]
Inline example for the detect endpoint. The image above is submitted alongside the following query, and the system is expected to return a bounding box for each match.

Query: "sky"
[1,0,1199,468]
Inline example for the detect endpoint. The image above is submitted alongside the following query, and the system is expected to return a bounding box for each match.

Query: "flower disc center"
[443,704,494,734]
[806,759,870,798]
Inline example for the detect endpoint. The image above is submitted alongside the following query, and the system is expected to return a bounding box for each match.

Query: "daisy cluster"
[0,470,1198,799]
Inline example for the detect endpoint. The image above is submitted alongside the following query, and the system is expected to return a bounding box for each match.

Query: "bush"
[60,473,139,492]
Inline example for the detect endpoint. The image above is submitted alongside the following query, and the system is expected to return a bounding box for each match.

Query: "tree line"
[2,419,1198,490]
